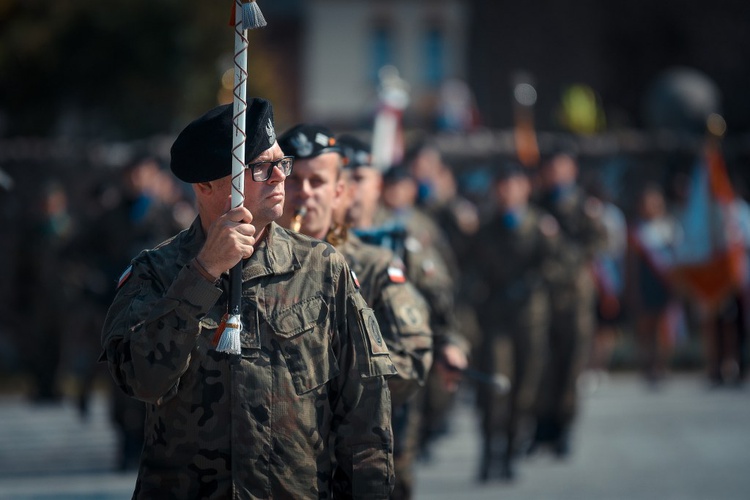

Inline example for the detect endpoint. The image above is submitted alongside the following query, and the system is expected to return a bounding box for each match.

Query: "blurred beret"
[540,137,579,165]
[278,123,340,159]
[170,98,276,183]
[494,161,527,181]
[337,134,372,169]
[382,163,413,184]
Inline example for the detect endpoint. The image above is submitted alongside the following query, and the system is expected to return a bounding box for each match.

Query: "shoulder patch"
[361,307,388,355]
[387,265,406,283]
[350,269,360,289]
[117,265,133,289]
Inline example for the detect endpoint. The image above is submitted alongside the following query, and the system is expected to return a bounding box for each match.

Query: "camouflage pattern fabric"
[335,232,433,407]
[102,219,396,499]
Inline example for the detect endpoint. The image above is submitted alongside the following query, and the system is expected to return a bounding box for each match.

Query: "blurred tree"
[0,0,277,140]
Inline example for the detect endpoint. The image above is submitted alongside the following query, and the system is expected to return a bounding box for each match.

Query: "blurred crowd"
[0,122,749,489]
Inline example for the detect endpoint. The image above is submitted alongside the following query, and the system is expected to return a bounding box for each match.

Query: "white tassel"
[216,314,242,354]
[242,1,267,30]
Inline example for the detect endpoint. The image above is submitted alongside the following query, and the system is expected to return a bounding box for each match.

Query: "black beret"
[494,161,527,181]
[382,163,413,184]
[540,137,579,165]
[170,98,276,183]
[278,123,340,160]
[337,134,372,169]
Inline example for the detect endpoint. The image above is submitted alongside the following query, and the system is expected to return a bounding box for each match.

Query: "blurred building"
[300,0,468,128]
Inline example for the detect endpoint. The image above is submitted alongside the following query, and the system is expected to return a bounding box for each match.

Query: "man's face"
[208,142,287,229]
[541,153,578,190]
[495,175,530,211]
[347,166,382,227]
[280,152,343,239]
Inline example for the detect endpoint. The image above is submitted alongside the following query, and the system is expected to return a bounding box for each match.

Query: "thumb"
[223,195,232,214]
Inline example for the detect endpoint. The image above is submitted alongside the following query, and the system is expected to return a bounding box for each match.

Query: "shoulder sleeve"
[101,256,222,404]
[377,280,433,405]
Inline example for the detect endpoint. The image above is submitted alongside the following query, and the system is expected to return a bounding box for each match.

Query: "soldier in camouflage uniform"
[376,164,469,463]
[532,148,608,457]
[471,162,559,481]
[277,127,433,500]
[277,126,433,406]
[101,100,396,499]
[341,141,467,499]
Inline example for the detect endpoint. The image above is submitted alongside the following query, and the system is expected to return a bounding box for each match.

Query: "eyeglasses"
[246,156,295,182]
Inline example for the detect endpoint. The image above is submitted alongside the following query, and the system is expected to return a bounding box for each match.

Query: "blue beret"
[170,98,276,183]
[337,134,372,169]
[278,123,340,159]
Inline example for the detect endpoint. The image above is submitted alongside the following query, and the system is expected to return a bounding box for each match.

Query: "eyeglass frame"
[246,155,295,182]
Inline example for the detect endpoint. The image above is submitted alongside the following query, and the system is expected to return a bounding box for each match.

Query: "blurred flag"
[371,66,409,171]
[512,78,540,168]
[671,139,747,310]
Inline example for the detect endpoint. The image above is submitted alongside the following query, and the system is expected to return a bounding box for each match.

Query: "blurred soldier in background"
[404,141,482,351]
[14,181,74,403]
[83,156,188,469]
[532,148,607,457]
[585,179,628,390]
[374,163,469,466]
[471,161,558,481]
[278,126,433,499]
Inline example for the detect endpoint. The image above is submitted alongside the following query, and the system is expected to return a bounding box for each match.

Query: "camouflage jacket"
[101,219,396,499]
[335,232,433,406]
[471,206,560,331]
[538,187,608,278]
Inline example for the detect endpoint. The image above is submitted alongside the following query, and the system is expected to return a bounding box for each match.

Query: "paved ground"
[0,372,748,499]
[414,372,750,500]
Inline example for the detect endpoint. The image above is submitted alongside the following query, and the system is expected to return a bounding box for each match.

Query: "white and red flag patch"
[387,266,406,283]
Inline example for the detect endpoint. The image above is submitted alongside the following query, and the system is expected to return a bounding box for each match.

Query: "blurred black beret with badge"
[278,123,340,159]
[337,134,372,169]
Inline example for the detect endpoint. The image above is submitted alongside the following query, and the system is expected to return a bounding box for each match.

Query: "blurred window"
[423,26,445,87]
[371,25,394,83]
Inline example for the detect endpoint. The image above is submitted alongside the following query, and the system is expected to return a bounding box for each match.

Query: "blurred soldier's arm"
[580,196,610,262]
[377,276,433,406]
[409,246,469,391]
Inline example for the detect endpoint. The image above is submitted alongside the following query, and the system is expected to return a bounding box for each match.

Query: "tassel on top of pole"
[215,0,267,354]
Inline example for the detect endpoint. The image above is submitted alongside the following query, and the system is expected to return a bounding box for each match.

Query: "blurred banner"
[671,139,748,311]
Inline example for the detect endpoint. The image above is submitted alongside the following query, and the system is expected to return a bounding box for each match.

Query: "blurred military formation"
[1,106,750,497]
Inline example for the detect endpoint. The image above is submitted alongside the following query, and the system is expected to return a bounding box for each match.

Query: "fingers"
[224,205,253,224]
[197,205,257,276]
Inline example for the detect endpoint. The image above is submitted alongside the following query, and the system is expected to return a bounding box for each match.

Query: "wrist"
[192,256,220,284]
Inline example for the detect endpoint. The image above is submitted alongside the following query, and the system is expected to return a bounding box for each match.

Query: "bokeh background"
[1,1,750,499]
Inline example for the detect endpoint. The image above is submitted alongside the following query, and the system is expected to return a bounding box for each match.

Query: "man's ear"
[194,181,213,195]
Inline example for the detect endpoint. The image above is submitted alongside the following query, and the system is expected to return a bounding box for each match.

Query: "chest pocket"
[269,296,340,395]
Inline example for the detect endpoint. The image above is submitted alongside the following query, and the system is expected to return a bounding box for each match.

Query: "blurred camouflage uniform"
[102,220,396,499]
[369,204,465,500]
[535,183,607,455]
[82,167,185,468]
[331,231,433,406]
[472,205,559,479]
[332,228,433,500]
